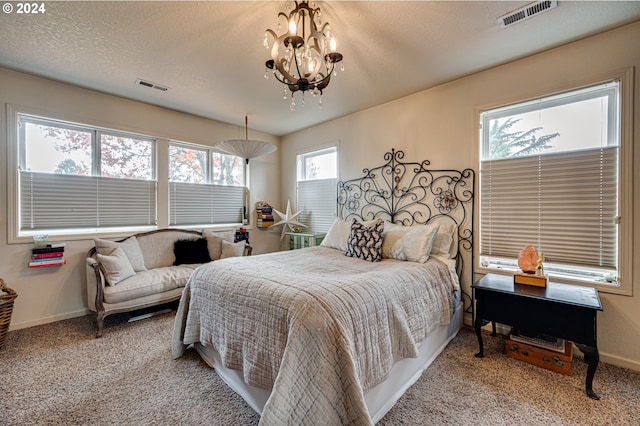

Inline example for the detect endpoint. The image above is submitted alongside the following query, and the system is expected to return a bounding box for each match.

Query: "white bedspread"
[172,246,456,425]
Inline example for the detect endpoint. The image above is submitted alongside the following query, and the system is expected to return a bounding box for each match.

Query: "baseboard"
[9,309,91,331]
[589,351,640,372]
[472,321,640,372]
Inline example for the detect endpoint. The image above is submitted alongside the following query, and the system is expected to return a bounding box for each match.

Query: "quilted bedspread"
[172,246,456,425]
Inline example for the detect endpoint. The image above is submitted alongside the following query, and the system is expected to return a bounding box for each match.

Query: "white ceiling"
[1,1,639,136]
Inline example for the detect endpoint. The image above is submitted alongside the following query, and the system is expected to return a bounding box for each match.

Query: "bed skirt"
[193,296,463,424]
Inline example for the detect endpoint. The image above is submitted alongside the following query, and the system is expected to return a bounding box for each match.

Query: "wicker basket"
[0,278,18,349]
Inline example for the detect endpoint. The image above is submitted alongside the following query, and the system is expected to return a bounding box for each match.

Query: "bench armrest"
[86,257,106,313]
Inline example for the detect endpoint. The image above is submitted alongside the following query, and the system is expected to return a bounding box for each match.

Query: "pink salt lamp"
[518,244,539,274]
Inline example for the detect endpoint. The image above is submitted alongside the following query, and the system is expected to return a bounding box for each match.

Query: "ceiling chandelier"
[263,1,344,111]
[215,115,277,164]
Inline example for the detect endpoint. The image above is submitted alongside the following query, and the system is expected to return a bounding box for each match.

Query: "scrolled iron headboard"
[337,148,475,312]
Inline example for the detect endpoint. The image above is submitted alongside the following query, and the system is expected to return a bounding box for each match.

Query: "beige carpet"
[2,308,639,425]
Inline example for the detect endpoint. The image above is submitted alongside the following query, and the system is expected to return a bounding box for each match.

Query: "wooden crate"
[505,337,573,376]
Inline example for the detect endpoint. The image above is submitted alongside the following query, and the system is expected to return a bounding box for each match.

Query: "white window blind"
[480,146,618,269]
[298,178,337,232]
[169,182,245,226]
[20,171,157,231]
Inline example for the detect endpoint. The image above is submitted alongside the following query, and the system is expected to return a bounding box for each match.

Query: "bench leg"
[96,312,106,338]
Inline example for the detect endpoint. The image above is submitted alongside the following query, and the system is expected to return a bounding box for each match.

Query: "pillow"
[203,230,235,260]
[220,240,246,259]
[345,219,384,262]
[173,238,211,265]
[321,218,352,251]
[431,223,458,258]
[382,221,441,261]
[321,218,381,252]
[97,247,136,286]
[389,224,440,263]
[381,221,408,259]
[95,236,147,272]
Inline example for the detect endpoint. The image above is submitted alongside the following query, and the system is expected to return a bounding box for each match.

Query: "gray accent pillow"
[94,236,147,272]
[97,247,136,286]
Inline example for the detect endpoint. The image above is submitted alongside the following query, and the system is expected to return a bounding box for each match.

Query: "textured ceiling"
[1,1,639,136]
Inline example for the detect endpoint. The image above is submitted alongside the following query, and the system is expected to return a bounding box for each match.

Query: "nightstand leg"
[474,316,484,358]
[576,343,600,400]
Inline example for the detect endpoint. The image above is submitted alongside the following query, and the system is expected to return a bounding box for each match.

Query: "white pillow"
[388,223,440,263]
[431,223,458,258]
[94,236,147,272]
[322,217,381,251]
[97,247,136,286]
[203,230,235,260]
[381,221,407,259]
[321,218,352,251]
[220,240,245,259]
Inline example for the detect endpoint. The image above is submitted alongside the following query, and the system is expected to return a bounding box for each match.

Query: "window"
[9,108,250,242]
[479,78,632,293]
[297,146,338,232]
[17,114,156,235]
[169,142,246,226]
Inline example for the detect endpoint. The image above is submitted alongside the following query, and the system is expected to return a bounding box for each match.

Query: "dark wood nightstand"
[472,273,603,399]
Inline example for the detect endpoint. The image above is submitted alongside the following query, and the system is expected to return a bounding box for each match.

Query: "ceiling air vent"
[498,0,558,28]
[135,78,170,92]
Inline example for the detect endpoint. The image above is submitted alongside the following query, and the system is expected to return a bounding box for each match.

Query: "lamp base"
[514,272,548,287]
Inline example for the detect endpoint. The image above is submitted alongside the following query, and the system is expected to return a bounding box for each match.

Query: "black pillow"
[173,238,211,265]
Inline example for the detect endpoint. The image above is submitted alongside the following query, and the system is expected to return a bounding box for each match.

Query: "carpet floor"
[2,308,639,425]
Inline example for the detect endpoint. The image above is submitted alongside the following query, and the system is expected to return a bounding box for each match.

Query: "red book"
[31,251,65,260]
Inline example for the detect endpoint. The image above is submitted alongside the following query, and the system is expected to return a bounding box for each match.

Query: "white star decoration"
[271,200,308,239]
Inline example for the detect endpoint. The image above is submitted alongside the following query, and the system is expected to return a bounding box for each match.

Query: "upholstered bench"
[86,228,250,337]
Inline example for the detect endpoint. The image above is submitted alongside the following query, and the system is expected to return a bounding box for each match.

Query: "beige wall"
[0,67,282,330]
[281,21,640,370]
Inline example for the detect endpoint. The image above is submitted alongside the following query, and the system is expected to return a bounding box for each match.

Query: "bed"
[172,149,475,425]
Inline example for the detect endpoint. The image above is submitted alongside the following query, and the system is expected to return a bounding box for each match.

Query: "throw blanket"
[172,246,456,425]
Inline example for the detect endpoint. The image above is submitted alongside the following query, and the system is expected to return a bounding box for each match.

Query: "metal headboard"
[337,149,475,312]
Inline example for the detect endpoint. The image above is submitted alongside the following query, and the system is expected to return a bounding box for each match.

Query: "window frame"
[296,144,339,233]
[297,146,338,182]
[476,68,633,296]
[168,140,247,227]
[10,109,159,242]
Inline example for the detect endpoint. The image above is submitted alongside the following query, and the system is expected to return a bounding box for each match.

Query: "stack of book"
[509,330,566,353]
[29,243,66,268]
[257,204,274,228]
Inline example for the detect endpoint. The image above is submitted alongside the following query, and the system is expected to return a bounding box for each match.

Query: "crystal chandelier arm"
[265,28,277,42]
[313,67,333,91]
[290,45,302,79]
[270,33,299,83]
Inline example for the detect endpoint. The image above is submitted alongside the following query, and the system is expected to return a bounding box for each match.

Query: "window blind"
[297,178,337,232]
[169,182,245,226]
[480,146,618,269]
[20,171,157,231]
